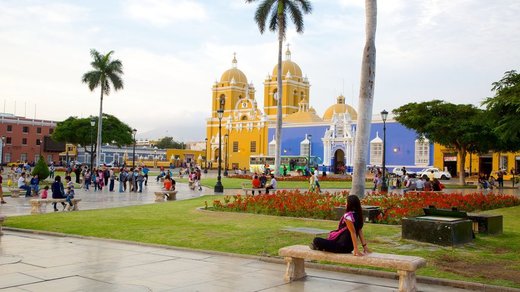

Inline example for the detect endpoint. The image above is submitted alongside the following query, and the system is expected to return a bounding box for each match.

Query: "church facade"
[206,48,434,174]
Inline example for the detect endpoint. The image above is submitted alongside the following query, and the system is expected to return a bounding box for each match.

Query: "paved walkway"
[0,230,471,292]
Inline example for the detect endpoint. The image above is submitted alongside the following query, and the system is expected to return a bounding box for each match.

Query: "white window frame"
[415,138,430,166]
[370,142,382,166]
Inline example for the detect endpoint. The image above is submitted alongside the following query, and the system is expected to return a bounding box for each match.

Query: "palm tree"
[82,49,124,168]
[352,0,377,198]
[246,0,312,175]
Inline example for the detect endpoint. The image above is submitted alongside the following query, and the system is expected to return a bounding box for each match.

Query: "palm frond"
[296,0,312,13]
[255,0,276,33]
[286,1,304,33]
[107,72,124,91]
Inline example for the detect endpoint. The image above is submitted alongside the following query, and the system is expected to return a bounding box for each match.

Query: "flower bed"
[211,190,520,224]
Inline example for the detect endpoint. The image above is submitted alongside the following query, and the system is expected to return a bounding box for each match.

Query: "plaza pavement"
[0,175,517,291]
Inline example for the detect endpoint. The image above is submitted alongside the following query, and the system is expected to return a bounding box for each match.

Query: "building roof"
[284,110,324,123]
[272,47,303,78]
[220,54,248,84]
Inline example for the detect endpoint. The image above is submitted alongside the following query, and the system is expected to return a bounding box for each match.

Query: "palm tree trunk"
[274,11,284,176]
[352,0,377,198]
[96,85,104,168]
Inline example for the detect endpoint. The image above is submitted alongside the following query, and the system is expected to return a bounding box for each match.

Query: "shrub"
[32,156,50,181]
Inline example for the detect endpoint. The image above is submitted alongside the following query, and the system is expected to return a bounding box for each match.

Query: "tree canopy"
[393,100,495,184]
[482,70,520,150]
[52,114,133,149]
[155,137,185,150]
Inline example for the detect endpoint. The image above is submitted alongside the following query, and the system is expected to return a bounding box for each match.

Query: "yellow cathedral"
[205,48,311,170]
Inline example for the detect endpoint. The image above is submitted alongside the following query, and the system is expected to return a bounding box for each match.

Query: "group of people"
[250,173,277,195]
[478,171,505,190]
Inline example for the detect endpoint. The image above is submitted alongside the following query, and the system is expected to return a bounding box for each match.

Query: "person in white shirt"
[265,174,277,193]
[18,173,32,197]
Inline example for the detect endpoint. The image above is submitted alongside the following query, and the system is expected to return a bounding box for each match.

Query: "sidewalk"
[0,230,470,291]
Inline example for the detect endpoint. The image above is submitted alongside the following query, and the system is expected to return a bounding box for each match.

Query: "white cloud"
[123,0,207,27]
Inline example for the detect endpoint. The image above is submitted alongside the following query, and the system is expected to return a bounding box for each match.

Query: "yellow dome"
[323,95,358,121]
[285,111,323,123]
[220,53,247,84]
[272,47,302,78]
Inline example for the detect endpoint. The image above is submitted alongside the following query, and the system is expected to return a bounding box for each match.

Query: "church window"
[242,102,248,108]
[241,116,248,121]
[369,133,383,166]
[250,141,257,153]
[268,138,276,156]
[233,141,239,152]
[415,138,430,165]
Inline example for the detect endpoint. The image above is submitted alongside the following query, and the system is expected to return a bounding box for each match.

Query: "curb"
[3,227,519,292]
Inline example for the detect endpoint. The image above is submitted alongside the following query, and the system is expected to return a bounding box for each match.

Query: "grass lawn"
[4,196,519,288]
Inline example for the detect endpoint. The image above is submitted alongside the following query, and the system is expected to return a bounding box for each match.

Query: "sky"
[1,0,519,141]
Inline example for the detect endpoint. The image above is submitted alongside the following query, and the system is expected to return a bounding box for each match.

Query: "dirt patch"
[434,254,520,284]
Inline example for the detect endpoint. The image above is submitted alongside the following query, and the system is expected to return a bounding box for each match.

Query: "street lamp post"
[307,134,312,172]
[381,110,389,193]
[224,133,229,176]
[214,108,224,193]
[132,129,137,168]
[204,138,208,173]
[0,136,5,166]
[90,118,96,170]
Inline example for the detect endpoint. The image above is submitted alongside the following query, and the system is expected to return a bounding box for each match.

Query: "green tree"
[32,156,50,181]
[351,0,378,197]
[393,100,495,185]
[52,114,133,168]
[246,0,312,175]
[155,137,186,149]
[82,49,124,168]
[482,70,520,150]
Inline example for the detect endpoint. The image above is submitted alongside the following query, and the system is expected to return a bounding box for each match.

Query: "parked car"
[417,168,451,180]
[391,167,415,177]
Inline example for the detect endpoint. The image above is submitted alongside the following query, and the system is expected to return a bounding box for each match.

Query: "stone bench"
[241,183,276,195]
[154,191,177,202]
[30,198,82,214]
[9,188,21,197]
[405,191,444,195]
[0,215,5,235]
[279,245,426,292]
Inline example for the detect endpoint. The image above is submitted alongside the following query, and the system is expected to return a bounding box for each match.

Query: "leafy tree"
[155,137,185,149]
[32,156,50,181]
[482,70,520,150]
[352,0,378,198]
[393,100,495,185]
[246,0,312,175]
[82,49,124,167]
[52,114,133,168]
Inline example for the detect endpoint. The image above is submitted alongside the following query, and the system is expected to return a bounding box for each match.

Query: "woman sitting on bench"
[310,195,370,256]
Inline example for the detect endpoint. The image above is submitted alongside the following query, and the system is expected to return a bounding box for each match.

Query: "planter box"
[402,216,473,246]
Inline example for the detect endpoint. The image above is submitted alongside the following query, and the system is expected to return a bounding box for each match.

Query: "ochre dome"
[323,95,358,121]
[220,68,247,84]
[272,47,303,78]
[285,111,323,123]
[220,53,248,84]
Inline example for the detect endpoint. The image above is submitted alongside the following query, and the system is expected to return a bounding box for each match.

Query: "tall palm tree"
[352,0,377,198]
[246,0,312,175]
[82,49,124,168]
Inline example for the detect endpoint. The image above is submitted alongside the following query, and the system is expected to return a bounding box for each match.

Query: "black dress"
[313,211,361,253]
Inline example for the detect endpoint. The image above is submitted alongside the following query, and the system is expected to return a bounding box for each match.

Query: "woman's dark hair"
[55,175,61,182]
[346,195,364,231]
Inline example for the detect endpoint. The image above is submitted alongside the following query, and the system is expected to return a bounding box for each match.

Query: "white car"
[391,167,415,177]
[418,168,451,180]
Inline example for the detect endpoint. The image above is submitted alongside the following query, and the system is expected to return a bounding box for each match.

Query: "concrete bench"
[30,198,82,214]
[241,183,276,195]
[279,245,426,292]
[405,190,444,195]
[0,215,5,235]
[154,191,177,202]
[9,188,22,197]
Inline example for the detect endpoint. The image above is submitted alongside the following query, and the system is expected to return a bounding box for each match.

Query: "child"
[65,186,75,211]
[41,185,49,199]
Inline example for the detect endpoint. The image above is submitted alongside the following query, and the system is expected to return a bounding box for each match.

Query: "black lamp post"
[307,134,312,172]
[381,110,389,193]
[132,128,137,168]
[90,118,96,170]
[1,136,5,166]
[214,108,224,193]
[204,137,208,173]
[224,133,229,176]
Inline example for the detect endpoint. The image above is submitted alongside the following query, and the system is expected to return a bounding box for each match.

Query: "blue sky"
[1,0,519,141]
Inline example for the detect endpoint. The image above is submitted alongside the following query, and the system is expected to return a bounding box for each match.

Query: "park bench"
[465,177,478,185]
[279,245,426,292]
[29,198,82,214]
[0,215,5,235]
[241,183,276,195]
[405,190,444,195]
[9,188,21,197]
[154,191,177,202]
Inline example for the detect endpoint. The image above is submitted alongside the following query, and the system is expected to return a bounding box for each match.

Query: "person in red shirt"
[251,174,261,195]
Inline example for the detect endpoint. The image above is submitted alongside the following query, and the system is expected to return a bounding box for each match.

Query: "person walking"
[109,168,115,192]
